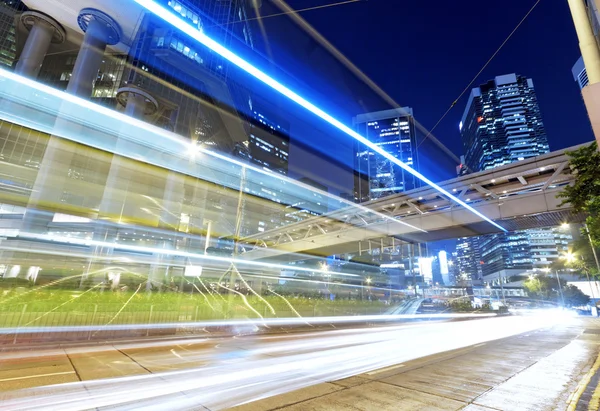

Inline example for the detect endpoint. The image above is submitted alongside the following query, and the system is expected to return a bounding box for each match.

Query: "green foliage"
[558,142,600,247]
[552,237,600,278]
[524,274,590,307]
[0,287,389,327]
[562,284,590,307]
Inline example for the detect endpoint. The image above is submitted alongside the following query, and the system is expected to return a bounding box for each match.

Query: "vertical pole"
[88,304,98,340]
[146,305,154,337]
[13,304,27,345]
[567,0,600,145]
[204,220,212,254]
[585,223,600,272]
[568,0,600,84]
[499,271,506,305]
[555,271,566,307]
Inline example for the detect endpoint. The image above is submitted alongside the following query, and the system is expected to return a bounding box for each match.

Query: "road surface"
[0,313,594,410]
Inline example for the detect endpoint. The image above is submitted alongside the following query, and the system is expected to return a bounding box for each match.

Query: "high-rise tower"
[353,107,419,200]
[460,73,549,173]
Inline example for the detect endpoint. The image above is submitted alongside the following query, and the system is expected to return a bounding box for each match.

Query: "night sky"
[270,0,594,157]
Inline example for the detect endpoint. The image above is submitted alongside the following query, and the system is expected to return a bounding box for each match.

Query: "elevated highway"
[239,145,587,261]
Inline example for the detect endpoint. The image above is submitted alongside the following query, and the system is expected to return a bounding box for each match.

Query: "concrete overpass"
[239,145,587,260]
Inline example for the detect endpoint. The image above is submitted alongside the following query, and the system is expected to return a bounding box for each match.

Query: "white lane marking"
[0,371,75,383]
[366,363,405,375]
[474,343,486,348]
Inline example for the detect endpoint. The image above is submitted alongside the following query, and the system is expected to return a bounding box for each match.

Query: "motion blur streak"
[0,67,421,233]
[0,313,495,335]
[0,316,568,410]
[17,231,357,278]
[133,0,506,232]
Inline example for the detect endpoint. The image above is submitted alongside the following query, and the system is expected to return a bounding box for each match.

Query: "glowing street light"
[365,277,372,284]
[562,251,577,264]
[561,223,570,230]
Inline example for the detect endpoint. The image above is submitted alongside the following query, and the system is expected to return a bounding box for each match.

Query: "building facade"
[457,74,563,286]
[573,56,590,90]
[0,0,24,68]
[456,236,483,284]
[353,107,419,200]
[460,73,549,172]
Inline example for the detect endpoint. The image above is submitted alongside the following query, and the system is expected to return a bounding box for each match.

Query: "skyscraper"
[460,74,549,172]
[353,107,419,200]
[458,74,571,286]
[455,237,482,284]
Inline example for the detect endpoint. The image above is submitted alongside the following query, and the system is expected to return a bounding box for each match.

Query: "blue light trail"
[133,0,507,232]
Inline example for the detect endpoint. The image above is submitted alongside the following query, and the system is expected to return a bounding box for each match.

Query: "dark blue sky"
[276,0,594,156]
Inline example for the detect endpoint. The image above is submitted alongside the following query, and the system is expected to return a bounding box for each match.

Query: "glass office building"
[0,0,24,68]
[353,107,419,200]
[457,74,569,285]
[460,74,549,172]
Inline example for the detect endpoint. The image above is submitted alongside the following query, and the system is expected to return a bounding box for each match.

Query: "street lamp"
[543,267,565,308]
[562,251,577,264]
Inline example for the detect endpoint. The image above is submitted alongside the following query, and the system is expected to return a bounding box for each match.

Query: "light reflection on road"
[0,314,572,410]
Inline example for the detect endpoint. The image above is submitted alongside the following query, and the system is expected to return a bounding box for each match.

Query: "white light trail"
[0,313,495,335]
[0,315,567,409]
[0,68,423,234]
[16,232,358,278]
[133,0,507,232]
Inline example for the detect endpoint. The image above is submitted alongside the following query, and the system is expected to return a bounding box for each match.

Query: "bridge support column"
[67,8,122,98]
[15,11,66,78]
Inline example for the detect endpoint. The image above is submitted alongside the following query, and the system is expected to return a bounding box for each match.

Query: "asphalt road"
[0,313,595,410]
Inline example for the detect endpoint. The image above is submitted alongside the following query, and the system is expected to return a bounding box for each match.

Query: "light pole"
[544,267,565,307]
[584,223,600,273]
[361,277,371,300]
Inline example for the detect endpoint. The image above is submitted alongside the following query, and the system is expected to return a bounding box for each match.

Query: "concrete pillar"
[583,83,600,146]
[67,8,122,98]
[568,0,600,146]
[116,87,158,119]
[15,11,66,78]
[568,0,600,84]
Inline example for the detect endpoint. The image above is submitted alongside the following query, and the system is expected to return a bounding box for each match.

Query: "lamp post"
[544,267,565,308]
[584,223,600,273]
[361,277,371,300]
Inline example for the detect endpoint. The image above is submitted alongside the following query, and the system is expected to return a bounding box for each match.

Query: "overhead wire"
[212,0,362,27]
[269,0,463,165]
[416,0,544,152]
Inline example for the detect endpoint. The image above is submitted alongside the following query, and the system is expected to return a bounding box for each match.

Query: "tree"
[523,274,590,307]
[561,284,590,307]
[558,142,600,247]
[523,275,558,301]
[552,238,599,279]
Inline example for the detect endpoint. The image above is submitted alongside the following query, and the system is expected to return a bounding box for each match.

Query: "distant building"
[0,0,24,68]
[353,107,419,200]
[458,74,562,287]
[460,73,549,173]
[283,177,328,224]
[352,170,370,203]
[479,231,532,277]
[572,56,589,90]
[478,227,572,286]
[456,237,483,284]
